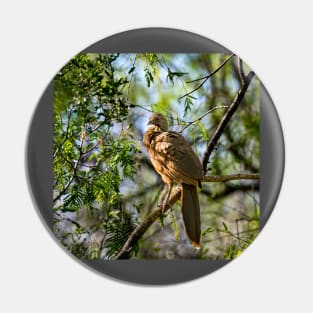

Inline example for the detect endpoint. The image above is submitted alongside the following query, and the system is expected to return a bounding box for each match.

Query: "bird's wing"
[151,131,203,183]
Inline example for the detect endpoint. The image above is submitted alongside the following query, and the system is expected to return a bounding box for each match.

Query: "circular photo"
[52,52,260,260]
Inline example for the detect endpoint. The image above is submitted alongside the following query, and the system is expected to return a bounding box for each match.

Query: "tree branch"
[179,105,229,133]
[126,102,153,113]
[202,70,255,173]
[179,54,235,100]
[54,210,83,229]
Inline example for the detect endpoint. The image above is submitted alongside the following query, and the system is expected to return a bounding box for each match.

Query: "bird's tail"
[181,183,201,248]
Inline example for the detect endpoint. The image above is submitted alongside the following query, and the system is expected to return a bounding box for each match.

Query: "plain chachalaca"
[143,113,203,248]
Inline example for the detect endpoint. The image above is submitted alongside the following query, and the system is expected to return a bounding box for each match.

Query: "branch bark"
[237,56,245,85]
[202,70,255,173]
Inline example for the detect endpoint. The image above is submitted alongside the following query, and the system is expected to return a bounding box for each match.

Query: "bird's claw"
[157,203,166,215]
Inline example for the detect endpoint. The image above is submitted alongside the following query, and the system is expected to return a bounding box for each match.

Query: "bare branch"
[179,105,229,133]
[179,54,235,100]
[202,70,255,173]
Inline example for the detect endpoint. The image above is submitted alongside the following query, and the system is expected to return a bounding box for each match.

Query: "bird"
[143,113,203,248]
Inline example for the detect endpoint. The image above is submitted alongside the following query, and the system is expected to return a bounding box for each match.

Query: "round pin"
[27,28,284,285]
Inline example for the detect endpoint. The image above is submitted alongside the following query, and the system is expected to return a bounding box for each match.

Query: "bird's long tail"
[181,183,201,248]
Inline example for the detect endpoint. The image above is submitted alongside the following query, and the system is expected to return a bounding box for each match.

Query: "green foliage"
[144,67,154,87]
[142,53,158,88]
[105,208,138,259]
[166,67,187,85]
[183,95,196,116]
[53,53,138,259]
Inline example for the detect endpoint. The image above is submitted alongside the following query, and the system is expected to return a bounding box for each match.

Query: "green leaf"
[166,66,188,85]
[183,95,195,116]
[198,121,209,140]
[144,67,154,87]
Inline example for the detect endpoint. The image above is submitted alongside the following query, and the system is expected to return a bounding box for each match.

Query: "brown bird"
[143,113,203,248]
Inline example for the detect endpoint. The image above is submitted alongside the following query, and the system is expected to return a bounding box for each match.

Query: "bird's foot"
[157,203,166,215]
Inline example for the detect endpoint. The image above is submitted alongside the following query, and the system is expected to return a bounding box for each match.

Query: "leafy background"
[53,53,260,259]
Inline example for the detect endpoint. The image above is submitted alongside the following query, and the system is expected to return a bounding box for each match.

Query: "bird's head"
[147,113,169,131]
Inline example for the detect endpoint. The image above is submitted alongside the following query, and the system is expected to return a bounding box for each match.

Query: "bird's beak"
[147,121,156,129]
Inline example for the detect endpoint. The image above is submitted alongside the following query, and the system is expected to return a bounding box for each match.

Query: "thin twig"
[126,102,153,113]
[54,211,83,229]
[179,54,235,100]
[237,56,245,85]
[179,105,229,133]
[202,228,259,244]
[126,55,137,101]
[216,228,250,244]
[90,121,107,133]
[82,142,99,155]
